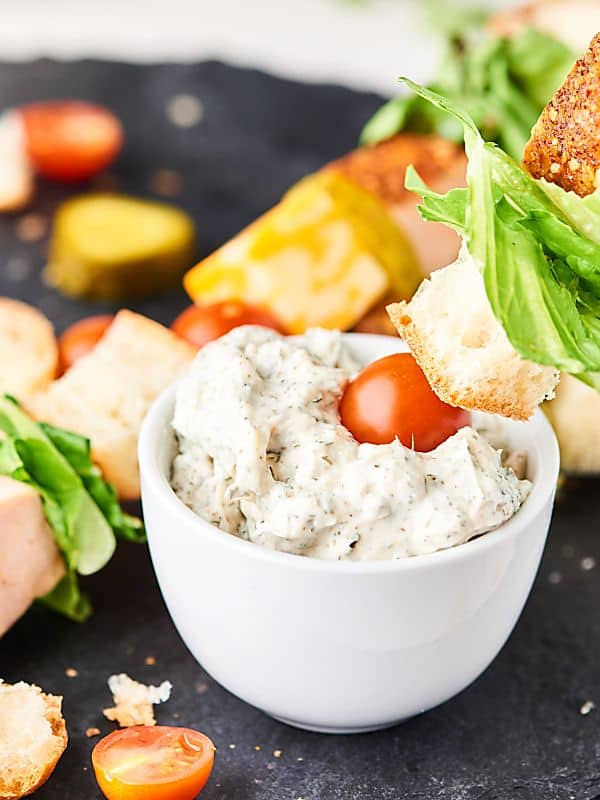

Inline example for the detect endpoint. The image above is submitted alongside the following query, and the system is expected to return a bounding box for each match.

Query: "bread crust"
[27,310,194,500]
[523,32,600,196]
[0,298,58,399]
[0,688,67,800]
[387,302,536,420]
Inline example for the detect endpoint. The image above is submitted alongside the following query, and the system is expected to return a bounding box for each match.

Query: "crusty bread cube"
[387,258,559,420]
[0,298,58,398]
[0,681,67,800]
[544,374,600,473]
[27,310,194,500]
[523,32,600,197]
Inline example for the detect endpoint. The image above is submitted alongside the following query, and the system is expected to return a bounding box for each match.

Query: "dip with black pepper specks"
[171,326,530,561]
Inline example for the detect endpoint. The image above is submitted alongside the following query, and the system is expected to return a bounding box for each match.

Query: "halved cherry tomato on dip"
[58,314,114,373]
[92,726,215,800]
[21,101,123,182]
[340,353,471,452]
[171,301,286,349]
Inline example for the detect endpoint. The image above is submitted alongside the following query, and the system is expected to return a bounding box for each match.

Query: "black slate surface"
[0,59,599,800]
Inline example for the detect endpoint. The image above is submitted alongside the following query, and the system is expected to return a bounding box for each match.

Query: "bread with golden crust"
[545,373,600,473]
[387,258,559,420]
[523,32,600,196]
[0,298,58,399]
[27,310,194,500]
[0,682,67,800]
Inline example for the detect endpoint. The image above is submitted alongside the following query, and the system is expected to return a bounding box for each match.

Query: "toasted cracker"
[523,32,600,196]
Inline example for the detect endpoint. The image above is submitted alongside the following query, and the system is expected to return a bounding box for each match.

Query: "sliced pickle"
[46,193,197,300]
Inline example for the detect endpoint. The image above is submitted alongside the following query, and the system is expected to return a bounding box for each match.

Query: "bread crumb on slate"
[166,95,203,128]
[580,700,595,715]
[65,668,78,678]
[145,656,156,666]
[15,213,47,243]
[103,673,172,727]
[150,169,183,197]
[85,727,101,738]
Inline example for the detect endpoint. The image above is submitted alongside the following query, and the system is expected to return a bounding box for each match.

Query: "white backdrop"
[0,0,509,94]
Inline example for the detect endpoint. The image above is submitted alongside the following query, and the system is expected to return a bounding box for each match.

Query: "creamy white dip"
[171,327,530,561]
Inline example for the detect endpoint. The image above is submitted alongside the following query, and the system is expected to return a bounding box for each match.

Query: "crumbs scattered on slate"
[15,213,47,243]
[150,168,183,197]
[166,95,204,128]
[5,256,31,283]
[548,571,562,585]
[86,727,101,738]
[65,667,79,678]
[580,700,595,716]
[581,557,596,571]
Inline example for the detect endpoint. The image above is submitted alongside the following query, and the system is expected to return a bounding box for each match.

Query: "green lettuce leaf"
[401,80,600,385]
[40,423,145,543]
[0,395,145,621]
[40,571,92,623]
[361,25,575,160]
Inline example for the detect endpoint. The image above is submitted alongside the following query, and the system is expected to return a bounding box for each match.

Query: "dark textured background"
[0,60,599,800]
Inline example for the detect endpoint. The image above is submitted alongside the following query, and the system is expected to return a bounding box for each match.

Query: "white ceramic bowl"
[139,333,559,733]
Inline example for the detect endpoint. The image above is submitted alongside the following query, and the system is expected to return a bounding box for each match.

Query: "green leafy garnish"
[400,80,600,389]
[361,25,575,160]
[0,395,145,621]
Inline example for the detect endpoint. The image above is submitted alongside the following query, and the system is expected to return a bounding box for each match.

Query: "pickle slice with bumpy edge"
[45,193,197,301]
[184,172,422,334]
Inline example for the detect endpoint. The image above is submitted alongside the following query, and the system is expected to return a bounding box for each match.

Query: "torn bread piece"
[0,681,67,800]
[27,310,194,500]
[387,257,559,420]
[103,673,172,728]
[523,32,600,196]
[0,298,58,399]
[545,373,600,473]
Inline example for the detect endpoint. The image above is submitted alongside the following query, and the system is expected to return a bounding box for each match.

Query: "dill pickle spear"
[46,193,197,301]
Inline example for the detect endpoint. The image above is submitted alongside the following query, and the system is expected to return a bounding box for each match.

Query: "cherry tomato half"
[171,301,286,349]
[340,353,471,452]
[92,726,215,800]
[21,101,123,182]
[58,314,114,373]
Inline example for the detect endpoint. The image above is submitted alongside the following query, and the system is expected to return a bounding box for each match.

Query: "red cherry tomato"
[340,353,471,452]
[92,726,215,800]
[21,101,123,182]
[58,314,114,373]
[171,302,287,349]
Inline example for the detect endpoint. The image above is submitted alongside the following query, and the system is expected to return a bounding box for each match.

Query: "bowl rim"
[139,331,560,575]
